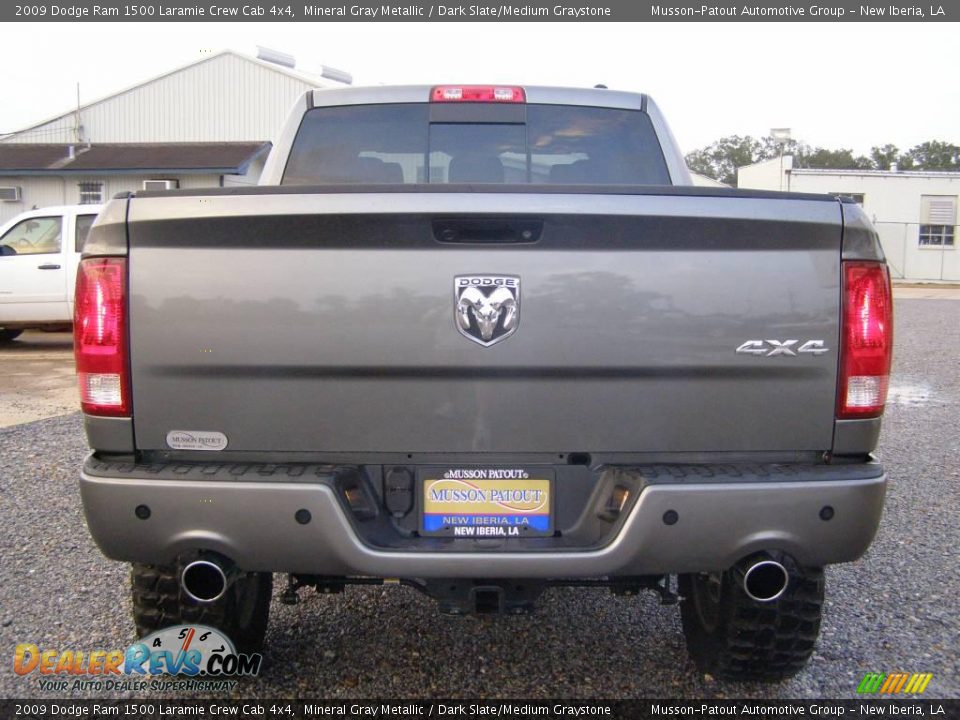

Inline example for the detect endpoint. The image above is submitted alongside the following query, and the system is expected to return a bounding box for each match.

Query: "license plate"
[420,468,553,538]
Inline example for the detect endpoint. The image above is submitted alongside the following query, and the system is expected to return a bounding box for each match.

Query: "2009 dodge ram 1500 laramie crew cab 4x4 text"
[76,85,892,680]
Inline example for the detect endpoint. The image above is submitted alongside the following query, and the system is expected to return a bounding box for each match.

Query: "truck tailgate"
[126,191,842,456]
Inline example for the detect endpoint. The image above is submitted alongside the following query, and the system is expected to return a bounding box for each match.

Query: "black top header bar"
[4,0,955,21]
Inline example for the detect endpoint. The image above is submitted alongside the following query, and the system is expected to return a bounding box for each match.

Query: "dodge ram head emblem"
[454,275,520,347]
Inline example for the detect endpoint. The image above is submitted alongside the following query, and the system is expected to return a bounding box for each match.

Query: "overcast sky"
[2,22,957,156]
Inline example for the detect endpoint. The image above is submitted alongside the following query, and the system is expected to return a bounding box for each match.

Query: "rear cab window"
[75,214,97,253]
[282,101,670,187]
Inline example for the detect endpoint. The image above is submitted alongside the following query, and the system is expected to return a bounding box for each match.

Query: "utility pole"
[770,128,792,192]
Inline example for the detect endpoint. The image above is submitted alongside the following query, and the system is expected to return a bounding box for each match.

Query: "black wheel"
[679,555,825,681]
[131,557,273,654]
[0,329,23,343]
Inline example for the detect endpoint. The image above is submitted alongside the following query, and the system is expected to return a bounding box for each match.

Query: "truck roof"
[310,84,649,111]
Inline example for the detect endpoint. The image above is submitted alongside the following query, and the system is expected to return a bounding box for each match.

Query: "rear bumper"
[79,458,885,578]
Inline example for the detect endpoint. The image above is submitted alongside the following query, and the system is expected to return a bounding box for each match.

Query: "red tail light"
[838,261,893,419]
[431,85,525,103]
[74,258,130,416]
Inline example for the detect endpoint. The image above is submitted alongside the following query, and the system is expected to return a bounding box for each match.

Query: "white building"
[738,156,960,282]
[689,171,730,188]
[0,50,337,224]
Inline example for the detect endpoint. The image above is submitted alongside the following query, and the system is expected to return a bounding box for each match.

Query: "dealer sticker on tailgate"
[421,468,553,537]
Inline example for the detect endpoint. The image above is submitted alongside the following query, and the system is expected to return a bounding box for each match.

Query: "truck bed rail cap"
[126,190,841,226]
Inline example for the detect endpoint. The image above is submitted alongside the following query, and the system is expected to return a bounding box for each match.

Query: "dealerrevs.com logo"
[14,625,261,692]
[857,672,934,695]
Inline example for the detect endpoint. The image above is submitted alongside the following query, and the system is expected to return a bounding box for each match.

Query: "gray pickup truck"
[76,85,892,680]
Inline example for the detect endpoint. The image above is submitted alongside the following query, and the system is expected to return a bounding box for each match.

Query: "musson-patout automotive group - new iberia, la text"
[651,3,941,15]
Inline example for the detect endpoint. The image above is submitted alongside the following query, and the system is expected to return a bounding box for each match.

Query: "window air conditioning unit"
[143,180,179,191]
[0,186,22,202]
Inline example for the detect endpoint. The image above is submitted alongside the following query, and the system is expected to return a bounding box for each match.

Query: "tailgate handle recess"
[433,218,543,245]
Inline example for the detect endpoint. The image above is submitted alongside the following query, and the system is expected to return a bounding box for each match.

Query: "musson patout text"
[650,3,944,15]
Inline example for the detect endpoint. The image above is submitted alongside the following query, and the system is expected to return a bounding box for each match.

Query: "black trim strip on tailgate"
[128,213,841,251]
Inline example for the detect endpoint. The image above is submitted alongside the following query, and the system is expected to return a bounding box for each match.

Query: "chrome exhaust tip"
[181,559,229,603]
[742,559,790,603]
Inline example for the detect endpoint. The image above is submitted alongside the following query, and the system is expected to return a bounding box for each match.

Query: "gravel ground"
[0,298,957,700]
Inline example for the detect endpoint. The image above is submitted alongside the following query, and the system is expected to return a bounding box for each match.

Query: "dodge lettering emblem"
[454,275,520,347]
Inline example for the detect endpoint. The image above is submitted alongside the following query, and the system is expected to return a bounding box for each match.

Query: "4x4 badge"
[454,275,520,347]
[736,339,829,356]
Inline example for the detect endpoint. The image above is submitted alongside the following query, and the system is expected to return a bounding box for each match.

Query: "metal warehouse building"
[0,49,337,224]
[739,156,960,283]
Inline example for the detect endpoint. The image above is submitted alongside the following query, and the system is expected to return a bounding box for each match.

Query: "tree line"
[685,136,960,186]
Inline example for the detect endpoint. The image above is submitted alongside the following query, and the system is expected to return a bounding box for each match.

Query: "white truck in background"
[0,204,102,342]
